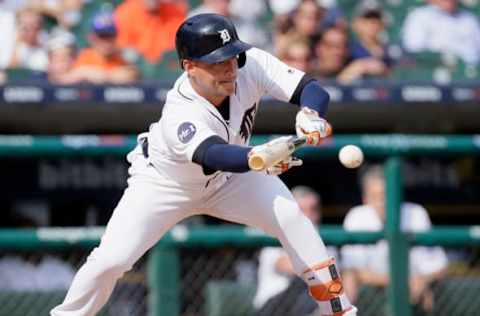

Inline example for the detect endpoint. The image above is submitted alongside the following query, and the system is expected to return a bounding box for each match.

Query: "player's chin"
[218,81,235,95]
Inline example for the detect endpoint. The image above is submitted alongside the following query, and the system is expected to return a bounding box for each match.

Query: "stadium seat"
[204,280,256,316]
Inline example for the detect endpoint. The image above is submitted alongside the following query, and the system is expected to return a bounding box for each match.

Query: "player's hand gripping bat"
[248,136,308,171]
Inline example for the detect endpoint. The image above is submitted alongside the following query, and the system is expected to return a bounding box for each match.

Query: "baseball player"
[51,14,357,316]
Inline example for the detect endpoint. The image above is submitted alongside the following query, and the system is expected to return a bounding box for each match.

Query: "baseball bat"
[248,136,307,171]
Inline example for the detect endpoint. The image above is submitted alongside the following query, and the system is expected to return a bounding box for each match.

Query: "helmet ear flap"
[238,52,246,68]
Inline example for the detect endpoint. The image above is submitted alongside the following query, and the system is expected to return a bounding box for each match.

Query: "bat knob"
[248,156,265,171]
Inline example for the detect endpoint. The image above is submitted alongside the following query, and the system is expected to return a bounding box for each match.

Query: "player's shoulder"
[244,47,274,69]
[164,73,199,111]
[245,46,267,58]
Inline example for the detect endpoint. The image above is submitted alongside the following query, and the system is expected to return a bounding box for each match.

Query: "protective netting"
[1,245,479,316]
[178,246,480,316]
[0,249,147,316]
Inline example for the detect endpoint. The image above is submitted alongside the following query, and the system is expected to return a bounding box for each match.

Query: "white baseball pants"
[51,151,336,316]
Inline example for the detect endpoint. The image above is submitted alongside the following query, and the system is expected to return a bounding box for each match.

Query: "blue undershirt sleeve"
[299,80,330,117]
[192,136,251,174]
[289,75,330,117]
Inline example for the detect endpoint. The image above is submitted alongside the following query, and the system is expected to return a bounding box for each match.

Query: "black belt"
[140,137,149,158]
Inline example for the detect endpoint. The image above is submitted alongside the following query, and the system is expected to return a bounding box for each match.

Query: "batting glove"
[266,156,303,176]
[295,107,332,145]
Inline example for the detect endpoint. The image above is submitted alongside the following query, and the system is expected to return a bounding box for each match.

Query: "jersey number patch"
[239,103,257,142]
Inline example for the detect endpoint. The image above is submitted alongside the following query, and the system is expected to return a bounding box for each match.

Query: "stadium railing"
[0,134,479,316]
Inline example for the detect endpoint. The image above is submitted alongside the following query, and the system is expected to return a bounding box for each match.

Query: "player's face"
[186,57,238,106]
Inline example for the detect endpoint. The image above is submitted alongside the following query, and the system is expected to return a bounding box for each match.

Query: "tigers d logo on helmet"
[218,29,231,45]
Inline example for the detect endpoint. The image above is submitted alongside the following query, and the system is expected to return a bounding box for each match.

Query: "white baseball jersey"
[146,47,305,187]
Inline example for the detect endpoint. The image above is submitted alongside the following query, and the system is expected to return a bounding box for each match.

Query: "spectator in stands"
[0,9,15,81]
[341,165,448,314]
[0,6,48,71]
[402,0,480,65]
[310,26,348,80]
[350,1,393,68]
[189,0,269,49]
[311,26,388,84]
[278,38,312,73]
[274,0,324,58]
[254,186,337,316]
[114,0,188,63]
[45,28,78,84]
[28,0,85,29]
[72,11,138,84]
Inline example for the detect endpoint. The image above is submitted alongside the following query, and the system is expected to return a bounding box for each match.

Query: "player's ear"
[183,60,195,73]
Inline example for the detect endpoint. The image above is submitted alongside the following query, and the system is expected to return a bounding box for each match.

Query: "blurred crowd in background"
[1,0,480,85]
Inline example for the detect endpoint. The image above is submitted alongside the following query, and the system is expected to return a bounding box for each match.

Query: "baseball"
[339,145,364,168]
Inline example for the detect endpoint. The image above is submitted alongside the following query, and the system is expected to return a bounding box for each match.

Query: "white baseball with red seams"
[339,145,364,169]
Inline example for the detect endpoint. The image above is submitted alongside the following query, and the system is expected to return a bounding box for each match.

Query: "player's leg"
[51,156,195,316]
[208,172,357,316]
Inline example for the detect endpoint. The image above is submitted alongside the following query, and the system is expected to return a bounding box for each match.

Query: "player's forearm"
[192,136,251,173]
[298,80,329,117]
[203,143,251,172]
[290,76,329,117]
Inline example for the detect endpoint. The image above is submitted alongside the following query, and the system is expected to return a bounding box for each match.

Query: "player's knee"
[302,257,355,315]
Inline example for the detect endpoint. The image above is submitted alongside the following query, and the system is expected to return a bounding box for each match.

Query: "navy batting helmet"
[175,14,252,69]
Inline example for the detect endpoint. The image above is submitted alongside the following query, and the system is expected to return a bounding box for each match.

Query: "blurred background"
[0,0,479,315]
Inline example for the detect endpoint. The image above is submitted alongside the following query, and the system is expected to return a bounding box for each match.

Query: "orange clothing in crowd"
[114,0,187,63]
[73,48,129,70]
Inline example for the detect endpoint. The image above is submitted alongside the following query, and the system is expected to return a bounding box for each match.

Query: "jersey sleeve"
[162,116,217,162]
[246,47,305,102]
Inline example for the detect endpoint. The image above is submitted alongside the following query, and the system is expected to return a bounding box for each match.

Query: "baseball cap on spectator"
[354,0,383,19]
[91,11,117,37]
